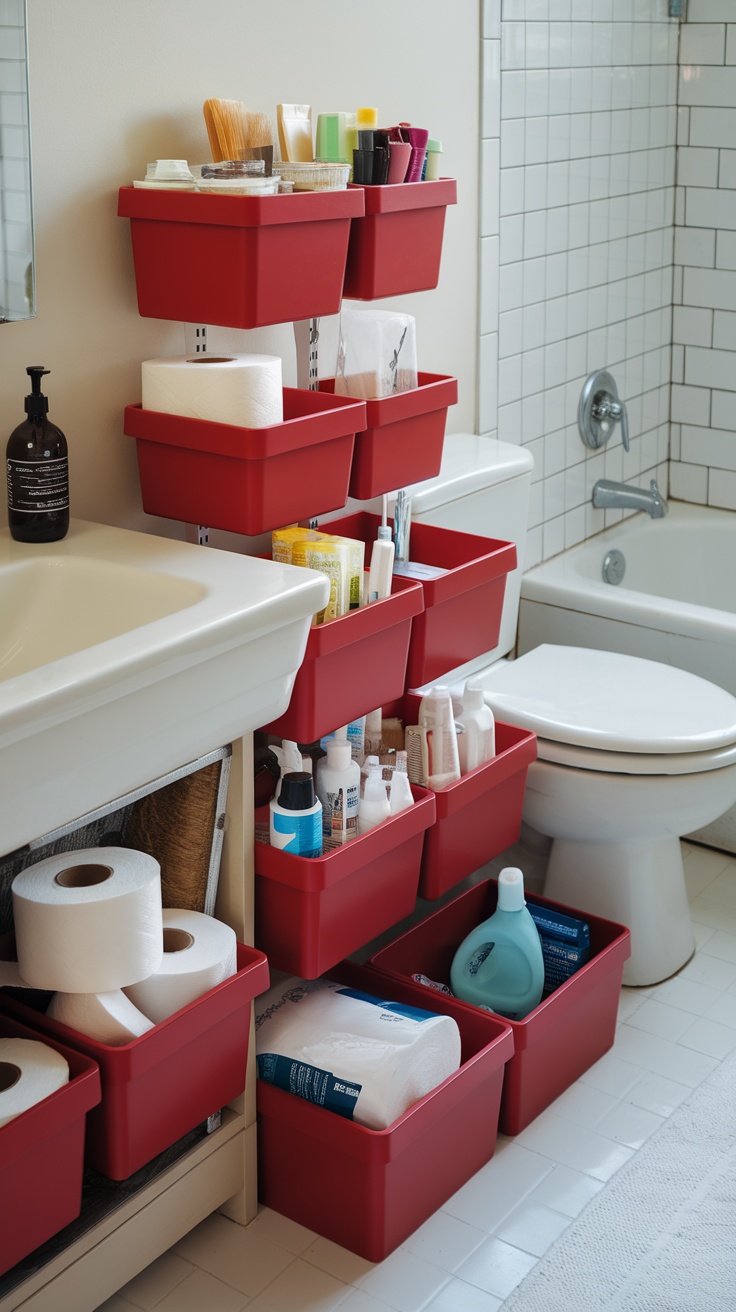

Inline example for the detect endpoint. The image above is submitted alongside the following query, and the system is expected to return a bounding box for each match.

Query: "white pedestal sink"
[0,519,329,853]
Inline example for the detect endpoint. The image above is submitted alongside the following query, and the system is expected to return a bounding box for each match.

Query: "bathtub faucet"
[592,478,668,519]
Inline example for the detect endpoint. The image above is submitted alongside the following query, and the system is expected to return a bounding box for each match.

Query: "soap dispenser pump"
[6,366,69,542]
[450,868,544,1020]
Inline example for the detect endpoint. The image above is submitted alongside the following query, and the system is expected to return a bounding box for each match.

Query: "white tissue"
[255,976,461,1129]
[11,847,163,993]
[123,908,238,1024]
[0,1038,69,1127]
[47,989,155,1046]
[334,307,417,400]
[142,353,283,428]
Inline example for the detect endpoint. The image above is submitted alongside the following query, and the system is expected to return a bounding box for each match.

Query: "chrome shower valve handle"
[579,370,630,452]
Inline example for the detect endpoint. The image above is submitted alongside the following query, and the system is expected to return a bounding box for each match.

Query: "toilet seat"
[478,644,736,759]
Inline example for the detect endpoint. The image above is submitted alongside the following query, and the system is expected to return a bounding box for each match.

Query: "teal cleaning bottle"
[450,868,544,1020]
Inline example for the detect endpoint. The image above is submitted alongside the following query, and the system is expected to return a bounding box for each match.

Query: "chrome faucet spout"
[592,478,668,519]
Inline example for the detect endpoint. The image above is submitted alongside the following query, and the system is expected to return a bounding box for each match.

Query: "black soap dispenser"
[6,365,69,542]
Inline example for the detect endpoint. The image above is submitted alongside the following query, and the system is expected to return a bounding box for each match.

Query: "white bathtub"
[518,499,736,850]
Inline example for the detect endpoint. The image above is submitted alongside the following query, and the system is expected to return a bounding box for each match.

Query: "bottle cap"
[24,365,50,419]
[278,771,316,811]
[377,525,392,542]
[463,680,486,711]
[497,867,525,912]
[326,736,352,771]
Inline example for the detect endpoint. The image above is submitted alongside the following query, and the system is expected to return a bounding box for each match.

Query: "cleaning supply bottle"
[315,726,361,849]
[269,772,322,857]
[358,763,390,834]
[417,685,461,790]
[388,768,414,816]
[450,868,544,1020]
[457,679,496,774]
[6,365,69,542]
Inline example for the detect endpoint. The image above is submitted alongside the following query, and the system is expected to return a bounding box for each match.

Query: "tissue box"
[256,959,513,1261]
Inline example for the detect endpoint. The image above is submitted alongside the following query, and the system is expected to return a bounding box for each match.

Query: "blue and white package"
[526,903,590,995]
[255,976,461,1129]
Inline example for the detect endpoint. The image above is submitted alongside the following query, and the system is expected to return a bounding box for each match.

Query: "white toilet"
[400,435,736,987]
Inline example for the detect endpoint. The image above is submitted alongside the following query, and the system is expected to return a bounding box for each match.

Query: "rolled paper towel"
[255,977,461,1129]
[141,353,284,428]
[47,990,155,1046]
[11,847,163,993]
[0,1038,69,1128]
[123,908,238,1024]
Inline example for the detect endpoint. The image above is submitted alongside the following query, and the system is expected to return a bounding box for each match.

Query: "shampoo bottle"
[450,868,545,1020]
[6,365,69,542]
[388,768,414,815]
[315,727,361,849]
[269,772,322,857]
[457,679,496,774]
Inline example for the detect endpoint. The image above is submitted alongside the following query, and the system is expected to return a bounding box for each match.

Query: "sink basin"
[0,519,329,854]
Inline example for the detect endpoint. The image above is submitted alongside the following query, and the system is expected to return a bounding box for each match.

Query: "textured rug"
[501,1045,736,1311]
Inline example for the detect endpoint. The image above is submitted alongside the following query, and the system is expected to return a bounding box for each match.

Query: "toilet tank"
[397,435,534,670]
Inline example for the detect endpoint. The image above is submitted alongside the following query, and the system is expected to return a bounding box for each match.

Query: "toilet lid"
[480,645,736,754]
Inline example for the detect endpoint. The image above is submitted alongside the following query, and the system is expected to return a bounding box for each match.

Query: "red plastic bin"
[367,880,631,1135]
[319,512,517,689]
[0,943,269,1180]
[0,1013,101,1276]
[342,179,457,300]
[319,373,458,500]
[118,185,365,328]
[261,573,424,743]
[256,958,513,1261]
[123,388,366,535]
[255,785,436,977]
[396,692,538,900]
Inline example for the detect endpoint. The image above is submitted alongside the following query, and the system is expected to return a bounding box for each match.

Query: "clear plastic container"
[272,161,350,191]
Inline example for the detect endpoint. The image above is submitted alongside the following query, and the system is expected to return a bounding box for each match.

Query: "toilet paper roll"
[47,989,156,1046]
[0,1038,69,1128]
[11,847,163,994]
[255,976,461,1130]
[123,908,237,1024]
[141,354,284,428]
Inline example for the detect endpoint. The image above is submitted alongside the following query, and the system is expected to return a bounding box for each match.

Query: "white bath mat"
[501,1044,736,1311]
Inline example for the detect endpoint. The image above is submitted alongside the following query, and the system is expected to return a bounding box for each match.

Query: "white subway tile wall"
[481,2,679,565]
[673,2,736,510]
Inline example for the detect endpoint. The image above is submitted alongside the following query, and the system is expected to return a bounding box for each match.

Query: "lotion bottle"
[315,727,361,849]
[269,772,322,857]
[6,365,69,543]
[388,769,414,815]
[357,764,390,834]
[457,679,496,774]
[366,525,394,602]
[450,867,544,1020]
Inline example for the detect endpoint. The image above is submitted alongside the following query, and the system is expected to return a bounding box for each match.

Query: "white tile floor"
[96,840,736,1312]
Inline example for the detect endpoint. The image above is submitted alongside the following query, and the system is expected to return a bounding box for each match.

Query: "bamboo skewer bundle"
[203,98,274,172]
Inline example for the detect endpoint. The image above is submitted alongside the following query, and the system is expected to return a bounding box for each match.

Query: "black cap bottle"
[6,365,69,542]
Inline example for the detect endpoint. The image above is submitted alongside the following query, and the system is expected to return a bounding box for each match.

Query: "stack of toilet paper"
[0,848,237,1046]
[255,976,461,1129]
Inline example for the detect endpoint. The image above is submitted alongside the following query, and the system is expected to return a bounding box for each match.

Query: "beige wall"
[0,0,480,540]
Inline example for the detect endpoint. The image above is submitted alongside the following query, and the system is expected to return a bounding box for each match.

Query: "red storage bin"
[398,693,538,900]
[123,388,366,535]
[319,512,517,689]
[255,785,435,977]
[0,944,269,1180]
[319,373,458,500]
[261,573,424,743]
[342,179,457,300]
[367,880,631,1135]
[0,1014,101,1276]
[118,186,365,328]
[256,959,513,1261]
